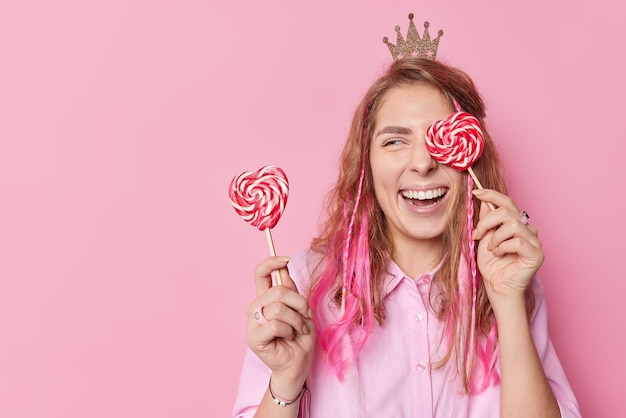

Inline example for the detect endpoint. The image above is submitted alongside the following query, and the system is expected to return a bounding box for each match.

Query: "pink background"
[0,1,623,417]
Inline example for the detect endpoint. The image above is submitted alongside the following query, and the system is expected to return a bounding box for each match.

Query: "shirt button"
[414,313,424,321]
[422,274,431,284]
[416,363,427,371]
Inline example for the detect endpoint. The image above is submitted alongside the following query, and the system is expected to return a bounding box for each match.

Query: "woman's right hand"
[246,256,316,400]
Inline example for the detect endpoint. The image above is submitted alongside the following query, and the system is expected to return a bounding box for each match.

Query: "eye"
[382,138,405,147]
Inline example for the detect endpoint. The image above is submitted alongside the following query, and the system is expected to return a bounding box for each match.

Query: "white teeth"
[402,188,446,200]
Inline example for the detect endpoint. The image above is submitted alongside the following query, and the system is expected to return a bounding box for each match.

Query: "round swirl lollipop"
[229,165,289,285]
[425,110,494,210]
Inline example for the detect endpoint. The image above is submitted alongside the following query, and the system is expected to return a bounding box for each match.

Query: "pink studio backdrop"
[0,1,624,417]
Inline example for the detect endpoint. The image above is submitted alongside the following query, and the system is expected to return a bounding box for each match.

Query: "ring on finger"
[253,305,269,325]
[521,211,530,225]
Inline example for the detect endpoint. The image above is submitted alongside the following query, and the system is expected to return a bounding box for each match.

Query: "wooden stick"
[265,228,288,286]
[468,167,496,211]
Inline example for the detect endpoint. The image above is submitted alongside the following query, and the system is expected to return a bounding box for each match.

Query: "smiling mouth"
[401,188,448,207]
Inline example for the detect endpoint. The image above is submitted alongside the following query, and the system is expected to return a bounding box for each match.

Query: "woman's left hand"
[472,189,544,308]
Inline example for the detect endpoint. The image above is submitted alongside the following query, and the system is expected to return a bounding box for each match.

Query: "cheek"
[441,165,464,185]
[444,171,468,214]
[370,174,390,205]
[370,164,398,198]
[369,156,385,187]
[369,167,396,211]
[370,153,405,182]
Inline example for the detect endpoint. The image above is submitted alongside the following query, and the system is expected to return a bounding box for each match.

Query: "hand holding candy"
[425,110,494,210]
[229,165,289,285]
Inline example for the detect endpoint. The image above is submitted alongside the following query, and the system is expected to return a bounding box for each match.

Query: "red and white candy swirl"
[425,112,484,171]
[228,165,289,231]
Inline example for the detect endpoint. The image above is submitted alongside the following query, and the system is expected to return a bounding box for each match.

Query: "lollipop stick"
[265,228,288,286]
[468,167,496,211]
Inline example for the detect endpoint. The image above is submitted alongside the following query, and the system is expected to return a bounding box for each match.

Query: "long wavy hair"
[308,57,535,393]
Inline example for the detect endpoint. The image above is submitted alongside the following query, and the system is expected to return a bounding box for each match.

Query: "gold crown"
[382,13,444,60]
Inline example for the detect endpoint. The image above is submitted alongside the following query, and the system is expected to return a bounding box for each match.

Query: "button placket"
[412,286,428,374]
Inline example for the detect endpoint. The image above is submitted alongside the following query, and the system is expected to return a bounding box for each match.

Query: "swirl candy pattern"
[425,111,484,171]
[229,165,289,231]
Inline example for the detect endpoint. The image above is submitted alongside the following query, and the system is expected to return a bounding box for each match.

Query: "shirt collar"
[383,257,444,298]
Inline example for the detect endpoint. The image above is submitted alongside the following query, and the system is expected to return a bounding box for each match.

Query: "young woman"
[232,58,580,417]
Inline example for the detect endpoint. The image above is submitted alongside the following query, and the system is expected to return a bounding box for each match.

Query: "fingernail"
[302,324,310,335]
[308,308,314,319]
[472,189,486,196]
[276,256,291,263]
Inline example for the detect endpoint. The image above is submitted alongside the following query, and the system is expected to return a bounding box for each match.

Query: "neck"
[391,236,443,278]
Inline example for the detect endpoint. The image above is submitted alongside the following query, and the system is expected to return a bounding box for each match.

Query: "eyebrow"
[375,126,413,138]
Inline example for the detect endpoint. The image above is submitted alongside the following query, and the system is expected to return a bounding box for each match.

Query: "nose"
[410,138,437,175]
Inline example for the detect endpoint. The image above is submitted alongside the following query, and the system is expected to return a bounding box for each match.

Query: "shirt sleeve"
[231,348,271,418]
[529,277,581,418]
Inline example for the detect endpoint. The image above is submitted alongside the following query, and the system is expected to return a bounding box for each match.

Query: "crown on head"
[382,13,444,60]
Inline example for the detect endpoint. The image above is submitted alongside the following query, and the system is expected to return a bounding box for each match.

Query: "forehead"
[373,83,453,128]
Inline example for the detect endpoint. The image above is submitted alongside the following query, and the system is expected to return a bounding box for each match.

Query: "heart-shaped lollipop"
[425,110,494,210]
[425,111,484,171]
[228,165,289,285]
[229,165,289,231]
